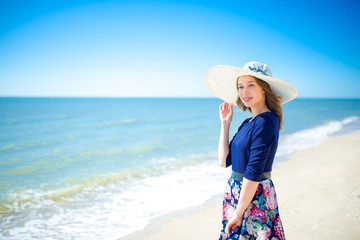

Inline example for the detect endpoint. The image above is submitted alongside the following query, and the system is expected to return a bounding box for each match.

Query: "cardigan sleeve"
[225,134,234,168]
[225,124,244,168]
[244,116,276,182]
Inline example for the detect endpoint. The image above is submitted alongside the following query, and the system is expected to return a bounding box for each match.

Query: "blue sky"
[0,0,359,98]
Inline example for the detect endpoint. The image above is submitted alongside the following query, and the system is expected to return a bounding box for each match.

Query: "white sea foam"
[1,156,231,239]
[276,116,359,158]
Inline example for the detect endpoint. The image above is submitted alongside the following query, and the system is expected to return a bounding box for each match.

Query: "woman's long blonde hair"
[235,76,283,130]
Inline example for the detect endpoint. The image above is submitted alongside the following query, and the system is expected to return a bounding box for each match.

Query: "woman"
[205,61,298,240]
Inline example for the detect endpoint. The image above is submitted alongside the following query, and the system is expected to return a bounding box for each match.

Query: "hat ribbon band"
[248,66,269,76]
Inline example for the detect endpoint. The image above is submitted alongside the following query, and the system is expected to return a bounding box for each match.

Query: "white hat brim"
[205,65,298,105]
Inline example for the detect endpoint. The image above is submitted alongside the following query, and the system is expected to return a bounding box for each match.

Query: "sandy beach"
[123,130,360,240]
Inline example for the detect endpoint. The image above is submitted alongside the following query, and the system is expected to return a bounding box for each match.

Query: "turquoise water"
[1,97,360,239]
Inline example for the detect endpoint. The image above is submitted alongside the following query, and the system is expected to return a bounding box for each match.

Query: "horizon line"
[0,96,360,100]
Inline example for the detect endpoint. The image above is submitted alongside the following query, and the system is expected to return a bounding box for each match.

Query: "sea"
[1,97,360,239]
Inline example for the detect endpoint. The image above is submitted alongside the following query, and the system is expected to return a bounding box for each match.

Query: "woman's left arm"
[224,178,259,236]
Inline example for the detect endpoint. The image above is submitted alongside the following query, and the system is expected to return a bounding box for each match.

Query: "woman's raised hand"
[219,102,233,125]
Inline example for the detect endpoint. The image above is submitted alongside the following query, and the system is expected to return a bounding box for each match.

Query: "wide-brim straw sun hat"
[205,61,298,105]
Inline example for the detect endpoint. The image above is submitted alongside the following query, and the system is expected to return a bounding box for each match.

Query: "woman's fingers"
[225,222,232,236]
[224,214,241,237]
[219,102,225,111]
[220,102,233,122]
[219,102,227,112]
[220,102,230,111]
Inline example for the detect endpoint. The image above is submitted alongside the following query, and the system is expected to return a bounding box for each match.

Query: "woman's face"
[237,75,266,109]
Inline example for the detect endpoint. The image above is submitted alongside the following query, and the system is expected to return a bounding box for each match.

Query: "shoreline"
[120,193,223,240]
[121,129,360,240]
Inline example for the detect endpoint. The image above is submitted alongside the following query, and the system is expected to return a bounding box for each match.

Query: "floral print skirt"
[219,177,285,240]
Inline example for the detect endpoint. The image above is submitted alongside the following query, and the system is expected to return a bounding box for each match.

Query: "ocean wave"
[0,152,216,215]
[0,144,23,151]
[0,153,228,239]
[96,119,137,128]
[0,169,147,215]
[277,116,360,158]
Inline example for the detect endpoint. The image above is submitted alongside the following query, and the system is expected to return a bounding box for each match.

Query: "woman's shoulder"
[252,112,279,130]
[253,111,277,122]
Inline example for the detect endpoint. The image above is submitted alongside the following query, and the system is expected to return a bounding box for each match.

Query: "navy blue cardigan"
[226,111,279,182]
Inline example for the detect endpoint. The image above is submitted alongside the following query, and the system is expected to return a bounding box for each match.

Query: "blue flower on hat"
[248,63,272,77]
